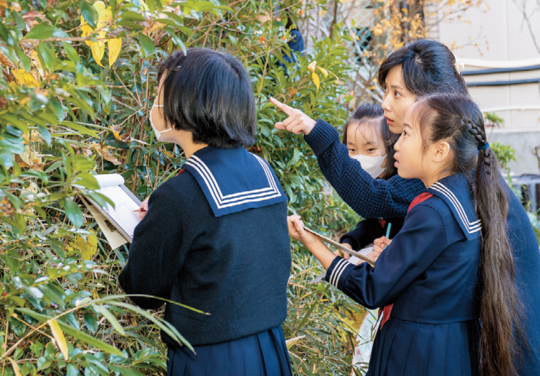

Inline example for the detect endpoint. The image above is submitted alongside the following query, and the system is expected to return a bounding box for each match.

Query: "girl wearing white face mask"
[335,104,405,373]
[119,48,293,376]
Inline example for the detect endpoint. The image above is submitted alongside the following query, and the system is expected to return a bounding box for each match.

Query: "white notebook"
[90,174,142,242]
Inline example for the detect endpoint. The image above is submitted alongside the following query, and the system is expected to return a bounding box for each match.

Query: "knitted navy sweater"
[119,171,291,347]
[305,119,540,375]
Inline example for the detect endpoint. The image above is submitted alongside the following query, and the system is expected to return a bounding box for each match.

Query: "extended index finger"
[270,97,295,116]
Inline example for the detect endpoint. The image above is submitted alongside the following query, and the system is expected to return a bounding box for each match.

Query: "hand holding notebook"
[84,174,142,243]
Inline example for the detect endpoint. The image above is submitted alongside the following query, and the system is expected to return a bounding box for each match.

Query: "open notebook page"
[94,174,141,239]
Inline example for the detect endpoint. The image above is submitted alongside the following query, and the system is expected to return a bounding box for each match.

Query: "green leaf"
[84,312,98,334]
[73,172,99,189]
[66,364,79,376]
[94,305,125,335]
[38,125,52,146]
[138,33,155,56]
[80,1,99,29]
[1,114,28,134]
[146,0,155,13]
[63,197,84,228]
[60,121,97,137]
[24,23,54,40]
[20,170,49,183]
[109,365,145,376]
[62,42,80,64]
[16,308,126,358]
[194,1,217,12]
[16,48,31,72]
[120,10,145,21]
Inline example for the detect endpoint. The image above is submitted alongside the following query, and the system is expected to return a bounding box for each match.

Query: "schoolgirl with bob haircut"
[288,94,525,375]
[119,48,293,376]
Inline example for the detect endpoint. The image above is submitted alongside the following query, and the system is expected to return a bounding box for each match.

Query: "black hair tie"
[478,142,490,151]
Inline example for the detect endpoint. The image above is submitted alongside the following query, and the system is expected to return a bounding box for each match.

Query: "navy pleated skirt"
[166,326,293,376]
[367,317,481,376]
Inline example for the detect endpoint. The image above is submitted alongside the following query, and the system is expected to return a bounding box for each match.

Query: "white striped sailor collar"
[426,173,481,241]
[182,146,287,217]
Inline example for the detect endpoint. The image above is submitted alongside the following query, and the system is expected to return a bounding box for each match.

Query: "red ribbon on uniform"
[378,192,434,329]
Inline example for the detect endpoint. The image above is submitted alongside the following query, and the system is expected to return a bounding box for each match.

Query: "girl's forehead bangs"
[410,101,434,130]
[351,118,385,144]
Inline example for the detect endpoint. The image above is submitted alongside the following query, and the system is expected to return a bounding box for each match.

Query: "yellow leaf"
[80,15,94,47]
[312,72,320,91]
[112,130,122,141]
[80,2,113,67]
[70,231,98,260]
[317,67,328,78]
[48,319,69,360]
[108,37,122,67]
[286,335,305,349]
[307,61,316,73]
[29,50,43,77]
[12,69,38,88]
[90,42,106,67]
[8,359,22,376]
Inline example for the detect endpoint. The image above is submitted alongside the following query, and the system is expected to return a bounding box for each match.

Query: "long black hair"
[412,93,524,376]
[342,103,399,180]
[379,39,469,97]
[157,48,256,149]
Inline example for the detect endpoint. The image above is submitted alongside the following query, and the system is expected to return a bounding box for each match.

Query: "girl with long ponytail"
[286,93,525,375]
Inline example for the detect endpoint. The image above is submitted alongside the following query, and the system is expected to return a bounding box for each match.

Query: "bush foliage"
[0,0,365,374]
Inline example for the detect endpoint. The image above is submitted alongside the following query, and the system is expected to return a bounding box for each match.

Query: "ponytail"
[468,121,524,376]
[413,94,524,376]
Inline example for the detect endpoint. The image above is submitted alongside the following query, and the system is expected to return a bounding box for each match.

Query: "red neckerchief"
[379,192,434,329]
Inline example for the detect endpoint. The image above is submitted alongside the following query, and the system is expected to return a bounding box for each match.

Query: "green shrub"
[0,0,363,374]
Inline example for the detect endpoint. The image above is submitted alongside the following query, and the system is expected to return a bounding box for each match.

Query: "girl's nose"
[382,97,391,112]
[394,135,403,151]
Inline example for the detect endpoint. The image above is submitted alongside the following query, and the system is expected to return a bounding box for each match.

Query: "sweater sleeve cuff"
[325,257,353,290]
[304,119,342,156]
[339,235,356,250]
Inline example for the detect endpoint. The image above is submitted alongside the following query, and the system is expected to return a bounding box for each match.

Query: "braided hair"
[411,93,524,376]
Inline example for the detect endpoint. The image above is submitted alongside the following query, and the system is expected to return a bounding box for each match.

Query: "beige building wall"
[428,0,540,174]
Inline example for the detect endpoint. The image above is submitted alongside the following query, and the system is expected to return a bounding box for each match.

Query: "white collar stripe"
[255,155,279,192]
[430,185,481,232]
[189,155,279,200]
[187,159,275,202]
[185,154,283,210]
[431,182,482,229]
[188,157,279,199]
[185,161,282,209]
[432,182,481,225]
[430,183,482,233]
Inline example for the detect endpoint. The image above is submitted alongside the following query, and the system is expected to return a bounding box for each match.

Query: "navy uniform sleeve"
[119,177,191,309]
[325,204,447,309]
[304,119,426,218]
[340,220,373,250]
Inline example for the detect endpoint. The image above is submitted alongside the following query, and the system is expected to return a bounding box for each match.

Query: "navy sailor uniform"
[119,146,292,376]
[325,173,481,376]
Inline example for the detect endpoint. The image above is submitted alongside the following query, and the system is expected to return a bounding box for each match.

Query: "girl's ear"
[432,140,451,163]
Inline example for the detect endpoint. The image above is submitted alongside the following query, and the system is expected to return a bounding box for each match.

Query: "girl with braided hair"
[272,38,540,375]
[287,93,525,376]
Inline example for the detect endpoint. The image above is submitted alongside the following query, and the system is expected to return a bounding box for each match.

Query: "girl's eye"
[367,148,376,152]
[394,91,401,98]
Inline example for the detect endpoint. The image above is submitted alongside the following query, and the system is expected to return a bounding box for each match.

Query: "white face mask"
[150,100,173,141]
[351,154,387,178]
